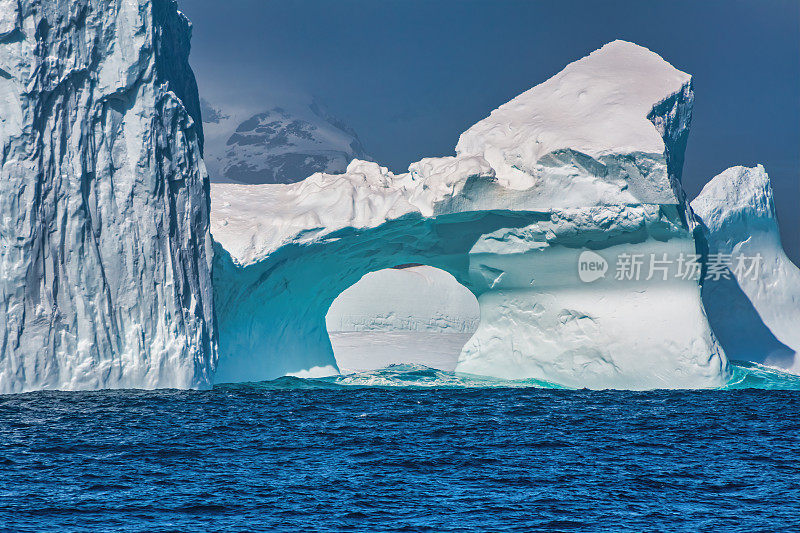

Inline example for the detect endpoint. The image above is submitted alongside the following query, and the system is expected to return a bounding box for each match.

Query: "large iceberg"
[0,0,215,393]
[692,165,800,372]
[0,5,750,392]
[211,40,728,389]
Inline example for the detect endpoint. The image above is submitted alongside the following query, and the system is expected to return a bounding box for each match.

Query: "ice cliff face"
[0,0,215,393]
[202,99,370,184]
[211,40,728,389]
[692,165,800,372]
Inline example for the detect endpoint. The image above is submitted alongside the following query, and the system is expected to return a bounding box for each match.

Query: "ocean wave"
[215,361,800,391]
[722,360,800,390]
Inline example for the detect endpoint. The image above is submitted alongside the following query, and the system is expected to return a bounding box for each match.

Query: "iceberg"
[211,41,728,389]
[0,0,215,393]
[692,165,800,372]
[0,2,749,393]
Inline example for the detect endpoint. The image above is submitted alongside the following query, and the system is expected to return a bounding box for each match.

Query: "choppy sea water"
[1,361,799,532]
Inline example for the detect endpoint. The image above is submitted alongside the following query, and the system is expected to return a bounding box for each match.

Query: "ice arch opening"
[325,265,480,373]
[211,210,542,384]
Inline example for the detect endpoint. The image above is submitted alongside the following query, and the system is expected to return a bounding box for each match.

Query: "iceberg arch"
[212,207,540,383]
[210,40,730,390]
[212,186,726,389]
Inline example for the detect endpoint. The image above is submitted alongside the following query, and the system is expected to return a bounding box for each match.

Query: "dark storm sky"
[179,0,800,263]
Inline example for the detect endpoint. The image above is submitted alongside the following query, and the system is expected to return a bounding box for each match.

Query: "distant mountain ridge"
[201,99,371,184]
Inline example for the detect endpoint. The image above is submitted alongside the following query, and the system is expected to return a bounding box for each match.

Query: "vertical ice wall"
[692,165,800,371]
[0,0,215,392]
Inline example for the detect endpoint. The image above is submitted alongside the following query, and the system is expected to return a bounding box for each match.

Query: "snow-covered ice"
[456,39,692,198]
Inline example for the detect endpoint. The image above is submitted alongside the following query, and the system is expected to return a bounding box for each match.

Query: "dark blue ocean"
[2,362,800,532]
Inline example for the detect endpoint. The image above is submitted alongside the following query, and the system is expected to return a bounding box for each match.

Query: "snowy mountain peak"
[203,99,371,184]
